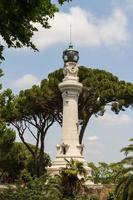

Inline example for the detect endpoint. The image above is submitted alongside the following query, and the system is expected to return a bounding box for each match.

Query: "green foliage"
[0,135,50,183]
[0,122,15,153]
[62,194,99,200]
[0,187,16,200]
[3,66,133,179]
[88,162,124,184]
[25,149,51,177]
[0,0,72,60]
[48,67,133,144]
[107,192,117,200]
[0,142,28,183]
[0,171,99,200]
[0,0,58,58]
[20,169,32,183]
[0,68,4,89]
[58,0,72,5]
[0,174,62,200]
[115,138,133,200]
[59,159,88,198]
[0,158,100,200]
[0,140,25,183]
[0,122,19,182]
[1,83,52,177]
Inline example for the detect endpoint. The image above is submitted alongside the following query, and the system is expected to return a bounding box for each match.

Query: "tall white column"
[48,51,92,184]
[58,62,83,157]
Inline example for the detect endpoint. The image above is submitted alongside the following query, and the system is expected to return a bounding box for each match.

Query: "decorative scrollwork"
[63,62,78,81]
[60,142,69,155]
[77,144,84,155]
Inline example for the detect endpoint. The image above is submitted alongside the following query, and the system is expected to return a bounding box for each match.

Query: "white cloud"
[99,9,128,45]
[32,7,129,48]
[126,0,133,9]
[87,149,104,157]
[11,74,40,90]
[84,137,105,162]
[97,113,133,126]
[85,135,104,148]
[87,136,99,142]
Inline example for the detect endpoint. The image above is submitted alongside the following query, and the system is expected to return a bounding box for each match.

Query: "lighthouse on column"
[49,44,92,180]
[58,44,84,159]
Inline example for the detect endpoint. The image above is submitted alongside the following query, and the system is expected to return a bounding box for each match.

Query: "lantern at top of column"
[62,43,79,64]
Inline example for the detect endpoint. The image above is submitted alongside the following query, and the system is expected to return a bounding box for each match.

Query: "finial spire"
[62,26,79,63]
[70,24,72,45]
[69,24,73,48]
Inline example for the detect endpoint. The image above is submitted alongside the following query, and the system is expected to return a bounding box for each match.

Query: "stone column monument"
[48,44,92,182]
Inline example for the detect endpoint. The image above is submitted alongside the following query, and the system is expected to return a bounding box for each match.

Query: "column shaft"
[62,91,79,145]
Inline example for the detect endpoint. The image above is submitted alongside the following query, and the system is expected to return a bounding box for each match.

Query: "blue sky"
[1,0,133,163]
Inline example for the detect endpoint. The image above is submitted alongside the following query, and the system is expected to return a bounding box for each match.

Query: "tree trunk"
[33,155,39,176]
[38,131,45,176]
[79,117,90,144]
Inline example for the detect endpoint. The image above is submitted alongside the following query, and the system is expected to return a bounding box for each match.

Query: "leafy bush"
[0,174,62,200]
[107,192,116,200]
[115,138,133,200]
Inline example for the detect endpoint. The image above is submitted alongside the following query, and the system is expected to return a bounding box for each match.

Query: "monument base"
[47,155,94,185]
